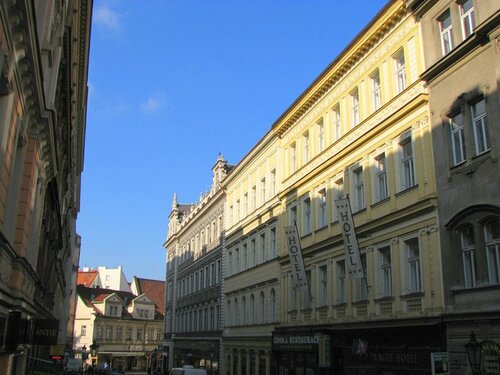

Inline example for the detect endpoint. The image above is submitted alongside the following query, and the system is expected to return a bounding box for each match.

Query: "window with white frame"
[332,104,342,141]
[335,260,346,304]
[377,245,392,297]
[243,193,248,217]
[472,99,489,155]
[351,88,360,127]
[317,118,324,153]
[371,69,381,111]
[318,188,327,229]
[399,132,416,190]
[459,0,475,39]
[251,185,256,211]
[404,236,421,294]
[459,225,476,288]
[352,166,366,211]
[374,153,388,202]
[303,197,312,235]
[290,142,297,173]
[269,288,276,322]
[81,325,87,336]
[439,9,454,55]
[318,265,328,306]
[270,227,277,259]
[332,176,344,222]
[450,112,467,165]
[484,218,500,285]
[303,131,310,164]
[394,48,406,94]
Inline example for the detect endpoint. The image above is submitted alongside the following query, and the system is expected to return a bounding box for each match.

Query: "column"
[265,350,271,375]
[254,351,260,375]
[237,349,242,375]
[245,349,250,375]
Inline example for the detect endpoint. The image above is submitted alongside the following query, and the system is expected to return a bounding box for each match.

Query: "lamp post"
[90,340,99,367]
[465,332,482,375]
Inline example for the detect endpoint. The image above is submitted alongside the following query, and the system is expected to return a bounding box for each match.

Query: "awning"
[98,352,145,357]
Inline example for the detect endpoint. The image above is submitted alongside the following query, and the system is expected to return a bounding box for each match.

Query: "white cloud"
[94,5,120,30]
[141,92,165,114]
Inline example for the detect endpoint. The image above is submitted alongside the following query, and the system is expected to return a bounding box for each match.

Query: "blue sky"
[78,0,388,281]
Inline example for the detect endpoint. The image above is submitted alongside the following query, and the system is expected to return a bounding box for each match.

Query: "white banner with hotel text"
[335,198,364,279]
[284,225,311,298]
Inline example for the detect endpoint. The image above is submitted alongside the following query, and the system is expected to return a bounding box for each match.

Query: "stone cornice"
[272,1,408,137]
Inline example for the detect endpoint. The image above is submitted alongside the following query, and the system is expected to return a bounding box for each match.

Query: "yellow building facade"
[222,1,444,374]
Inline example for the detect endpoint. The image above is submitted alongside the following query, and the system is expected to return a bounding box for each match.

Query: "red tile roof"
[77,270,98,287]
[135,278,165,314]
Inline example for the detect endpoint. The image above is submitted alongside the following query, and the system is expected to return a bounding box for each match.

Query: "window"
[450,112,466,165]
[336,260,346,304]
[485,219,500,284]
[259,291,265,323]
[81,325,87,336]
[269,289,276,322]
[354,253,367,302]
[353,166,365,211]
[137,328,143,340]
[303,197,312,235]
[439,10,454,55]
[375,153,388,202]
[234,299,239,326]
[303,270,312,310]
[303,131,310,163]
[318,265,328,305]
[250,294,255,324]
[399,133,416,190]
[242,243,247,271]
[290,142,297,173]
[261,178,266,204]
[259,233,266,264]
[394,49,406,93]
[116,326,122,340]
[227,300,232,326]
[242,297,247,325]
[459,0,475,39]
[405,237,421,293]
[377,245,392,297]
[127,328,132,340]
[317,118,324,153]
[235,248,240,273]
[459,226,476,288]
[251,185,256,210]
[270,227,277,259]
[318,188,327,229]
[243,193,248,216]
[270,169,276,196]
[371,69,381,110]
[289,204,298,226]
[250,238,256,267]
[332,176,344,222]
[332,104,341,140]
[351,88,360,127]
[288,278,297,311]
[472,99,489,155]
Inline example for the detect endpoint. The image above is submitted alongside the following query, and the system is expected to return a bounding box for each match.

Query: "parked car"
[169,365,207,375]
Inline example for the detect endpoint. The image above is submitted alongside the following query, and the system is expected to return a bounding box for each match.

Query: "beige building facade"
[0,1,92,374]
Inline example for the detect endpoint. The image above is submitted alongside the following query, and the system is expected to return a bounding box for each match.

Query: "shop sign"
[334,198,364,279]
[273,333,325,352]
[431,352,449,375]
[481,341,500,375]
[350,346,430,369]
[284,225,311,300]
[32,319,59,345]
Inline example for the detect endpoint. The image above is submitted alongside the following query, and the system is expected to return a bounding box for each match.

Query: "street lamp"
[465,331,482,375]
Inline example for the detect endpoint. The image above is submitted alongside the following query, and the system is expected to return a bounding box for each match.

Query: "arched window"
[484,218,500,284]
[250,294,255,324]
[269,288,276,322]
[259,291,265,323]
[458,225,476,288]
[242,296,247,325]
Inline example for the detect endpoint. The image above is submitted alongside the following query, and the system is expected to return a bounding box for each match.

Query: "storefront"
[272,320,446,375]
[174,339,220,375]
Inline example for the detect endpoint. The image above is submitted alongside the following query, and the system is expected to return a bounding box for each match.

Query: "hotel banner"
[285,225,311,299]
[335,198,364,279]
